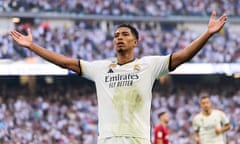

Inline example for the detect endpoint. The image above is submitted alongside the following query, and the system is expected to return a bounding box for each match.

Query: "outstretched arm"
[194,131,200,144]
[170,11,227,71]
[9,28,80,73]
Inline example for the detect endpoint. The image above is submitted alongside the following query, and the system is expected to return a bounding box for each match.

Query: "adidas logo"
[108,68,114,73]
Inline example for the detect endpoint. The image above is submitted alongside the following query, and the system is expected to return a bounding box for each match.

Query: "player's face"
[200,98,211,112]
[161,113,170,123]
[113,27,138,53]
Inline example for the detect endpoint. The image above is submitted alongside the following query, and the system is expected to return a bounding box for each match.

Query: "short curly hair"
[117,24,139,40]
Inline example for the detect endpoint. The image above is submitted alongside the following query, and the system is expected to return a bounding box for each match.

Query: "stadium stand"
[0,76,239,144]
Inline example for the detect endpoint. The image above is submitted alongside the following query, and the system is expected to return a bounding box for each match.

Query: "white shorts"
[98,136,151,144]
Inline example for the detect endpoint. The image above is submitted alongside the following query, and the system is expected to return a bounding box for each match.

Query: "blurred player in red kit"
[153,111,170,144]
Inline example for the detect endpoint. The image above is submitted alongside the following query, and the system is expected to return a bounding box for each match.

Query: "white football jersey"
[80,55,170,140]
[193,109,230,144]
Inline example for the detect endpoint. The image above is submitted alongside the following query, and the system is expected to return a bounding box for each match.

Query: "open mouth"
[117,42,124,46]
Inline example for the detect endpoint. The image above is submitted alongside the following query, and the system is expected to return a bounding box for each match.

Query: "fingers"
[210,11,227,22]
[9,30,22,40]
[27,28,32,37]
[9,28,31,38]
[210,11,216,20]
[9,31,19,39]
[218,13,227,23]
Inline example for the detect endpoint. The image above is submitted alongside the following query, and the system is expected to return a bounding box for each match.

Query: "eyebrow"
[114,31,130,35]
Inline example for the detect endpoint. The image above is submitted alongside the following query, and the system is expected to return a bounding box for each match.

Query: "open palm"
[208,11,227,34]
[10,28,33,47]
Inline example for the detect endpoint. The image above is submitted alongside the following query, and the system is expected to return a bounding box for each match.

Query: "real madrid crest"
[134,64,140,72]
[108,63,117,73]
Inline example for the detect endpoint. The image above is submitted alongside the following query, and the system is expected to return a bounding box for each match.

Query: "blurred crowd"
[1,0,240,16]
[151,79,240,144]
[0,1,239,143]
[0,77,98,144]
[0,76,239,144]
[1,21,240,63]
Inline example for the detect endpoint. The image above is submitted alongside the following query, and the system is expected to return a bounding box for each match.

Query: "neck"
[202,109,212,116]
[117,51,134,65]
[161,121,167,126]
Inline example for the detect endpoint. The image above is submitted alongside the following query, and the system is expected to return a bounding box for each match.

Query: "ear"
[133,39,138,46]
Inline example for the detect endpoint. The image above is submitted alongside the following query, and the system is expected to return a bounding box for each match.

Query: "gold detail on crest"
[134,64,140,71]
[109,63,117,68]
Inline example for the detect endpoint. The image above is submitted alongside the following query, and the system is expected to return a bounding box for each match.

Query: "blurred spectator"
[0,76,239,143]
[1,0,239,16]
[1,21,240,63]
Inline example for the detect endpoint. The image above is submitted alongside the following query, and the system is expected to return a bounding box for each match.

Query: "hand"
[207,11,227,35]
[9,28,33,48]
[195,137,200,144]
[215,127,222,135]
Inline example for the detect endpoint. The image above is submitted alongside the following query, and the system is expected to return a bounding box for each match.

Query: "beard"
[116,47,126,54]
[203,108,211,114]
[117,48,124,53]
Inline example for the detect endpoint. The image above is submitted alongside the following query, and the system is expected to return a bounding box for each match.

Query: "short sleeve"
[147,55,171,79]
[220,111,230,125]
[80,60,97,81]
[192,116,200,132]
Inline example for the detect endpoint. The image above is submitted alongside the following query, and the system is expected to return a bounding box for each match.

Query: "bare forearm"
[181,30,212,62]
[28,42,71,68]
[171,30,212,70]
[10,29,80,73]
[194,132,200,144]
[170,12,227,70]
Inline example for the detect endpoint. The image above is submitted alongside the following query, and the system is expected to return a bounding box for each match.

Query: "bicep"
[64,58,81,74]
[170,52,185,71]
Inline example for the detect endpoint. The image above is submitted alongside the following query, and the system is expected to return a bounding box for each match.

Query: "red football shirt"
[153,124,169,144]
